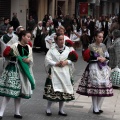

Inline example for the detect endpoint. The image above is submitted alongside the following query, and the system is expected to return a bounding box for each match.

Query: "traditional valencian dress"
[43,45,75,101]
[0,43,35,99]
[76,43,113,97]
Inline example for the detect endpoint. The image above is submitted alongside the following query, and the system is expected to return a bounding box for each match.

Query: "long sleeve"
[114,41,120,66]
[32,27,37,38]
[45,49,57,67]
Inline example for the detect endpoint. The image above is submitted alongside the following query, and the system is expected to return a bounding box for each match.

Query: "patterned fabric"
[0,62,31,99]
[77,43,113,97]
[110,66,120,86]
[0,62,21,98]
[0,43,33,99]
[76,64,113,97]
[43,78,75,102]
[89,43,107,57]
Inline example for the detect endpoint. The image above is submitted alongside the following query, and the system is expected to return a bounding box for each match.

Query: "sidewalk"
[64,77,120,120]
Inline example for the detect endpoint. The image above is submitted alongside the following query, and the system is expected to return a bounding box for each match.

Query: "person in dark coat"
[100,17,109,45]
[0,18,10,36]
[32,21,43,52]
[27,15,36,33]
[11,13,20,31]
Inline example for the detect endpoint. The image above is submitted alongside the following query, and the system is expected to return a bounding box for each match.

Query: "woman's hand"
[97,57,106,63]
[55,62,61,67]
[60,60,68,67]
[55,60,68,67]
[22,58,30,64]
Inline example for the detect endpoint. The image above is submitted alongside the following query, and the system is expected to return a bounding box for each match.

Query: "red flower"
[28,41,32,47]
[82,49,90,62]
[65,40,74,47]
[68,50,78,62]
[3,46,13,57]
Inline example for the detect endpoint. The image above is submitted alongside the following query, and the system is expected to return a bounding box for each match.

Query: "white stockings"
[46,101,52,113]
[46,101,65,113]
[92,96,102,112]
[59,102,65,113]
[0,97,21,117]
[14,98,21,115]
[0,97,10,116]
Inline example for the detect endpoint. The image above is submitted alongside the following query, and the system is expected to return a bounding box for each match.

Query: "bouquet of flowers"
[82,49,90,62]
[68,50,78,62]
[82,49,106,69]
[65,40,74,47]
[3,46,14,57]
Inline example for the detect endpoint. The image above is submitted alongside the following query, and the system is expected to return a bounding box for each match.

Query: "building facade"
[0,0,75,28]
[0,0,120,28]
[75,0,120,18]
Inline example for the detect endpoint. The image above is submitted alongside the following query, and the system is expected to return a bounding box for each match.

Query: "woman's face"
[22,33,31,44]
[8,27,13,34]
[95,33,103,43]
[56,35,64,48]
[59,29,64,35]
[74,19,76,23]
[46,22,50,27]
[38,23,42,26]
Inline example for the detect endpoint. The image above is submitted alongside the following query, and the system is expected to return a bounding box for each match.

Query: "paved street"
[0,48,120,120]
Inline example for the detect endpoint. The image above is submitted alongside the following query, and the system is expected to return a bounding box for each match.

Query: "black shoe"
[112,86,120,89]
[93,110,100,115]
[46,111,52,116]
[14,114,23,119]
[99,110,103,113]
[0,116,2,120]
[58,111,67,116]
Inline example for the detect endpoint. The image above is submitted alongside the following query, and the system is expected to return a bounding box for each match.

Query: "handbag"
[110,66,120,85]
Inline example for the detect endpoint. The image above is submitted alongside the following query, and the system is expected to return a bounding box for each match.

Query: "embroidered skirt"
[43,77,75,102]
[76,63,113,97]
[0,62,31,99]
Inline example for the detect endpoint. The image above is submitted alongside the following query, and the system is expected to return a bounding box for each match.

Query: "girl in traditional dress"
[0,30,35,119]
[43,33,78,116]
[76,31,113,114]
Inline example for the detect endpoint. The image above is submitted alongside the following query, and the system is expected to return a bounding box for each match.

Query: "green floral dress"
[0,44,31,99]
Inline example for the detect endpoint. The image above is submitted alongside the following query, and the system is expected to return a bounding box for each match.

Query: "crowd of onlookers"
[0,13,120,55]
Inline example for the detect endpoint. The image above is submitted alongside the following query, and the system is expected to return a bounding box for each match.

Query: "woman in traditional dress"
[41,21,53,54]
[70,19,81,49]
[43,33,78,116]
[0,30,35,119]
[32,21,43,52]
[15,26,32,48]
[0,25,18,68]
[0,25,18,50]
[76,31,113,114]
